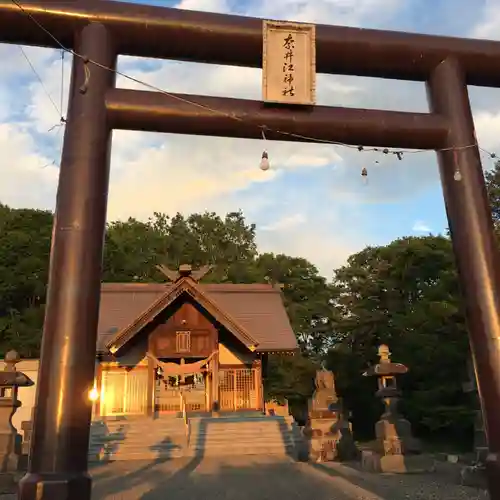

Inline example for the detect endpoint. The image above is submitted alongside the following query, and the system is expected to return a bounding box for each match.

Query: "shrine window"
[176,331,191,353]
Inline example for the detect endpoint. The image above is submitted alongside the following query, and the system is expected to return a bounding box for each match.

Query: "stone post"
[302,369,357,462]
[462,358,487,462]
[460,358,488,488]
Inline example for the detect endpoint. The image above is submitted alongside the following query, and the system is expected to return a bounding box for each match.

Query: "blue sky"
[1,0,500,277]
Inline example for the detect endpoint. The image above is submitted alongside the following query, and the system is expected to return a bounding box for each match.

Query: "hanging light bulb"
[453,150,462,182]
[361,167,368,185]
[260,151,270,171]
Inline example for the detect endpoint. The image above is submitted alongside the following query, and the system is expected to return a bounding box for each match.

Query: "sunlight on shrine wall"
[218,341,254,365]
[99,366,149,417]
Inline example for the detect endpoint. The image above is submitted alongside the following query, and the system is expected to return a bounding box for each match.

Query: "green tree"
[102,216,167,282]
[329,236,473,443]
[255,253,338,354]
[265,353,319,422]
[0,204,53,357]
[485,160,500,232]
[102,210,260,283]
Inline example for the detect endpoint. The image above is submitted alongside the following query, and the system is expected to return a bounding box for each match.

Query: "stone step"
[87,416,300,462]
[90,429,187,439]
[195,436,293,443]
[192,426,294,433]
[89,445,293,459]
[89,448,186,462]
[194,431,292,439]
[186,446,296,458]
[189,441,294,451]
[90,434,293,447]
[92,431,187,439]
[91,426,291,439]
[89,439,185,450]
[90,431,297,442]
[97,425,293,436]
[90,433,296,447]
[91,445,294,460]
[90,428,297,441]
[91,429,188,439]
[90,434,296,447]
[191,423,292,429]
[189,417,294,424]
[193,437,293,444]
[193,429,291,438]
[92,421,187,429]
[90,438,187,446]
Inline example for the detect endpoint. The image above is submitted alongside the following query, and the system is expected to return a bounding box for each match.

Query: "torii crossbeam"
[1,1,500,498]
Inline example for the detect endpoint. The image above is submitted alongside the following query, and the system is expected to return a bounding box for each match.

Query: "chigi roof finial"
[156,263,213,283]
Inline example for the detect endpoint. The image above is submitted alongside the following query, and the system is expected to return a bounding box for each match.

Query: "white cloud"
[470,0,500,40]
[0,123,58,209]
[251,0,403,26]
[412,220,431,233]
[3,0,499,277]
[261,213,307,231]
[474,111,500,152]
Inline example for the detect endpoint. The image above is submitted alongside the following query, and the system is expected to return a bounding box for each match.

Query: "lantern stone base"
[375,417,421,454]
[0,399,22,474]
[460,464,487,488]
[361,450,435,473]
[0,435,19,473]
[0,472,20,494]
[304,417,358,462]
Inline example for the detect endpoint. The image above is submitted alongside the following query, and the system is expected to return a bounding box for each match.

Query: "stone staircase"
[88,415,188,462]
[88,414,302,462]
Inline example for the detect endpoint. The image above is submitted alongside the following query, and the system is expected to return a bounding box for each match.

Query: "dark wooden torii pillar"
[1,1,500,498]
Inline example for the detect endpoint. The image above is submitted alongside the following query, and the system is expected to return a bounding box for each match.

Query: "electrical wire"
[9,0,500,163]
[17,45,61,119]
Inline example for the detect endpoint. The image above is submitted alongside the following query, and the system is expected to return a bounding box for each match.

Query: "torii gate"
[1,1,500,498]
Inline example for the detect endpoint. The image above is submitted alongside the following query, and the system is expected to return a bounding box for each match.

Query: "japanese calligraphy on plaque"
[262,20,316,105]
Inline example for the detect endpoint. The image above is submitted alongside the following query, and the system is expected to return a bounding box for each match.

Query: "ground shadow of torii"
[90,415,297,498]
[90,453,489,500]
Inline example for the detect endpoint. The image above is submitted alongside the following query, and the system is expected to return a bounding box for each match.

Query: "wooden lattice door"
[219,368,257,411]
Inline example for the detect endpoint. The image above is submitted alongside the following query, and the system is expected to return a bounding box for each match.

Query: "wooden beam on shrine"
[2,0,500,86]
[105,88,449,150]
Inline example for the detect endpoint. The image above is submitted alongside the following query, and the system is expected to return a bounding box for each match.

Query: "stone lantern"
[0,350,34,474]
[361,344,422,473]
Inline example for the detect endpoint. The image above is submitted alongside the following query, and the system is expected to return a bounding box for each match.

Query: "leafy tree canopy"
[328,235,472,441]
[485,160,500,233]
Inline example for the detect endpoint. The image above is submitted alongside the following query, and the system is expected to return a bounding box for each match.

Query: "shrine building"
[92,264,298,418]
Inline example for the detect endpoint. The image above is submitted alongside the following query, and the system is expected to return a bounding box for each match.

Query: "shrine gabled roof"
[97,280,298,354]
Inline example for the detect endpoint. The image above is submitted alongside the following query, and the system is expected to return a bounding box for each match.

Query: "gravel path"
[88,456,489,500]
